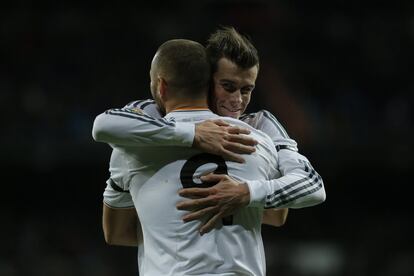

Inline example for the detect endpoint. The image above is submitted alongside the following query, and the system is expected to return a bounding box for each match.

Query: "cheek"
[213,88,227,104]
[242,94,251,106]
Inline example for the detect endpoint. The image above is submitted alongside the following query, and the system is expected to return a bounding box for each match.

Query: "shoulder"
[252,109,286,129]
[222,116,275,149]
[242,109,291,138]
[218,116,256,131]
[240,110,274,128]
[124,99,155,109]
[124,99,162,118]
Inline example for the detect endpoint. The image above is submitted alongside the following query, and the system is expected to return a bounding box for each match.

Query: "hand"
[193,119,257,163]
[176,174,250,235]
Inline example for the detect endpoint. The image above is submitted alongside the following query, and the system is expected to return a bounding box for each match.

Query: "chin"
[225,112,239,119]
[217,106,240,118]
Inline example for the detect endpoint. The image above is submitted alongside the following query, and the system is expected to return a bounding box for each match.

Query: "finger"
[200,174,227,183]
[226,126,250,135]
[219,150,245,163]
[211,119,230,127]
[199,212,223,235]
[227,134,258,146]
[224,142,256,154]
[176,197,215,210]
[178,188,212,198]
[182,206,219,222]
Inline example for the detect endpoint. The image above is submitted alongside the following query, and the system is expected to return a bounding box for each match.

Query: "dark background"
[1,1,413,275]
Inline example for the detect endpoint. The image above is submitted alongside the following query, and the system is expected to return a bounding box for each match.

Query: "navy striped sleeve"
[105,108,175,127]
[264,160,324,209]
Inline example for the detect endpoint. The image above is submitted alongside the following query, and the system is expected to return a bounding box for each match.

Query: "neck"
[165,97,209,114]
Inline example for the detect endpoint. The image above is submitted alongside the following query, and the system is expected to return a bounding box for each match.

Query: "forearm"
[247,156,325,209]
[92,109,194,147]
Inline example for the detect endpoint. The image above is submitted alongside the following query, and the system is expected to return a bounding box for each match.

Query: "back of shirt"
[123,110,279,276]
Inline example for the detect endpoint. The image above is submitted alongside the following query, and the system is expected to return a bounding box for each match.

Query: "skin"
[177,57,288,234]
[210,58,258,118]
[102,203,142,246]
[102,57,287,245]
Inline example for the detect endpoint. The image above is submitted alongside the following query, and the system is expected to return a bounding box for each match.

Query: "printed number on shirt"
[180,153,233,225]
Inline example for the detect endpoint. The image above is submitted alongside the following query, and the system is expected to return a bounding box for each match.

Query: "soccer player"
[94,27,325,237]
[97,38,283,275]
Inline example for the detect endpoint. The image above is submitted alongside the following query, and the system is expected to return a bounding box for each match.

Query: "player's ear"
[158,76,168,101]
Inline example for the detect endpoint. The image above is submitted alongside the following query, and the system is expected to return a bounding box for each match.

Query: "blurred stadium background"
[1,1,413,275]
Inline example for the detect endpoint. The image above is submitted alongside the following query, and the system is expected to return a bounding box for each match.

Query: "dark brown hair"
[206,26,259,73]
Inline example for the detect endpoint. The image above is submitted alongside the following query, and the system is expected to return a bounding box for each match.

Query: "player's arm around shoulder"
[278,149,326,207]
[91,99,192,147]
[92,99,150,144]
[255,109,326,206]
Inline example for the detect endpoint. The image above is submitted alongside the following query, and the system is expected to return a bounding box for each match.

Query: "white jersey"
[106,109,279,276]
[94,99,325,210]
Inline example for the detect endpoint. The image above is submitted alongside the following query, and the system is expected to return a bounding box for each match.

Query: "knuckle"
[222,141,230,149]
[209,187,219,194]
[208,195,218,204]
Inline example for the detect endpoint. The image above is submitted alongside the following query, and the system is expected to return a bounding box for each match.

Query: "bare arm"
[262,208,288,227]
[102,203,142,247]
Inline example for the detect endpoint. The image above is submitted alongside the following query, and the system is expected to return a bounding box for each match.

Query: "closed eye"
[221,82,237,93]
[241,86,254,94]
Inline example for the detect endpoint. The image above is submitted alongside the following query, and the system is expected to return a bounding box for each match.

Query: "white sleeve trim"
[245,180,270,207]
[103,180,134,208]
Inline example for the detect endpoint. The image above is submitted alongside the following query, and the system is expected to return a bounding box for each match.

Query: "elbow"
[273,214,288,227]
[102,220,118,246]
[296,182,326,208]
[309,184,326,206]
[92,114,106,142]
[92,128,101,142]
[316,180,327,204]
[277,209,289,226]
[319,188,327,204]
[104,236,114,245]
[308,172,326,205]
[103,228,115,245]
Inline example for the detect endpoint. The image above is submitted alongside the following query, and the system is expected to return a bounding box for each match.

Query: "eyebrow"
[219,79,236,84]
[219,79,255,89]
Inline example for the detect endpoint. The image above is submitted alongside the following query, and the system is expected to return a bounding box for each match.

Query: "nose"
[229,90,242,107]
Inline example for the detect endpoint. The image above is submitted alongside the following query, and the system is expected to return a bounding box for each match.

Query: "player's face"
[211,58,258,119]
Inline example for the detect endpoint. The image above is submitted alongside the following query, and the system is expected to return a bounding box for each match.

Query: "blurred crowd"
[1,1,413,275]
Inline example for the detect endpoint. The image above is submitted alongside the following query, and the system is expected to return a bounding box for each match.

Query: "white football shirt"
[97,99,324,210]
[108,109,279,276]
[95,99,326,275]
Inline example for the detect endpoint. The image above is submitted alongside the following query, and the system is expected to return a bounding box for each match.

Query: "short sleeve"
[103,178,134,208]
